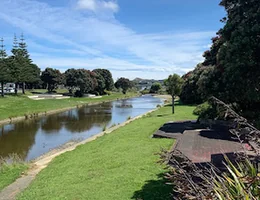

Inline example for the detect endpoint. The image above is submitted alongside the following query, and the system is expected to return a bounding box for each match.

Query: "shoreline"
[0,94,140,126]
[0,106,159,200]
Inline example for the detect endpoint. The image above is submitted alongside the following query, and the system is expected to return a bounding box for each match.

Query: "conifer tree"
[0,37,8,97]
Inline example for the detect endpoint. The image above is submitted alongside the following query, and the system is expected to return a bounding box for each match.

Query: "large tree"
[164,74,183,114]
[64,68,78,93]
[0,38,9,97]
[115,77,132,94]
[217,0,260,110]
[64,69,97,96]
[10,34,37,94]
[41,68,63,93]
[93,69,114,91]
[18,34,34,94]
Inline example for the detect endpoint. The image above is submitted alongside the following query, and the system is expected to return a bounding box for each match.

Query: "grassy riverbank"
[18,104,196,200]
[0,163,28,191]
[0,92,137,121]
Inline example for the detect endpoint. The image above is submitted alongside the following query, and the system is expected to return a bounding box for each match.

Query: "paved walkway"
[154,121,250,164]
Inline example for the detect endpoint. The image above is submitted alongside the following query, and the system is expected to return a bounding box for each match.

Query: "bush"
[213,156,260,200]
[193,102,210,115]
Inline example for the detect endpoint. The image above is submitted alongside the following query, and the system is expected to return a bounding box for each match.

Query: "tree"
[41,68,62,93]
[93,69,114,91]
[164,74,183,114]
[150,82,162,93]
[64,69,97,96]
[0,38,9,97]
[18,34,33,94]
[10,34,36,94]
[93,72,105,95]
[10,34,20,94]
[64,68,78,93]
[115,77,132,94]
[26,64,41,85]
[216,0,260,110]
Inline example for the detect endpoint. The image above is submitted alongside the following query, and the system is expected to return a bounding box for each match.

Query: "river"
[0,95,163,161]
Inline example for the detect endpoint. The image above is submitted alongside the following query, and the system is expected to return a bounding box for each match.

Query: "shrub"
[161,150,260,200]
[213,156,260,200]
[193,102,210,115]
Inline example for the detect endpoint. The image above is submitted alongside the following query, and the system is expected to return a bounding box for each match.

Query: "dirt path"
[0,108,157,200]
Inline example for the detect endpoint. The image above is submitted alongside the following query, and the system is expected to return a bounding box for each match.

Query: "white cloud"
[77,0,119,13]
[0,0,214,79]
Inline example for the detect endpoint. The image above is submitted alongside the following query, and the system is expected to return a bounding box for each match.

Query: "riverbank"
[0,162,28,192]
[2,103,196,200]
[0,92,139,125]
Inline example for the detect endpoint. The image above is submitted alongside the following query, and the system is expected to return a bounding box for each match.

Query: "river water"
[0,95,163,161]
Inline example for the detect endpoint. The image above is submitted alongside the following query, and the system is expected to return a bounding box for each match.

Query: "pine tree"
[19,33,32,94]
[10,34,20,94]
[0,37,8,97]
[10,33,35,94]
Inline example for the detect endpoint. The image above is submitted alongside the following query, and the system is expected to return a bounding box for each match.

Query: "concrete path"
[175,129,245,163]
[154,121,250,164]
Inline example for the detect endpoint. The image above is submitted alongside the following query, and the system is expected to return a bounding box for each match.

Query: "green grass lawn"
[0,92,137,121]
[0,163,28,191]
[18,104,196,200]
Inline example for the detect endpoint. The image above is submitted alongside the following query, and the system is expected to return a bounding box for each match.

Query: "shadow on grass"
[131,173,172,200]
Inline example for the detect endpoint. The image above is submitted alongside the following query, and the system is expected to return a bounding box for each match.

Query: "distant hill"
[132,78,164,84]
[132,78,164,91]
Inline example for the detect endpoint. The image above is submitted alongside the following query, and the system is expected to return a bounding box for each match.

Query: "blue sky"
[0,0,225,80]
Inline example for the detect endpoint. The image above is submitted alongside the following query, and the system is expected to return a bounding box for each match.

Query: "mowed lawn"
[18,104,196,200]
[0,92,136,121]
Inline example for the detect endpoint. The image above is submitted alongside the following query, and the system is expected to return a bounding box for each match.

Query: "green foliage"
[180,0,260,126]
[92,69,114,92]
[0,38,9,97]
[213,156,260,200]
[150,82,162,93]
[115,77,132,94]
[180,65,207,104]
[93,70,106,95]
[8,34,40,94]
[41,68,63,93]
[164,74,183,113]
[193,102,210,116]
[164,74,183,97]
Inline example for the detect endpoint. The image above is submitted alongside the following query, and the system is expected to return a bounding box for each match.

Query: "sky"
[0,0,226,80]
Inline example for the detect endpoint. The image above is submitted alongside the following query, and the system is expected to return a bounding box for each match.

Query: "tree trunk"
[1,82,4,97]
[22,82,25,94]
[15,83,18,95]
[172,96,175,114]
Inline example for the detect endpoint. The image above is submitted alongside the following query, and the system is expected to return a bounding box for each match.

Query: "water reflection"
[0,95,162,160]
[0,120,39,160]
[64,106,112,133]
